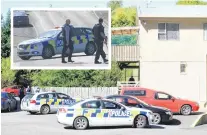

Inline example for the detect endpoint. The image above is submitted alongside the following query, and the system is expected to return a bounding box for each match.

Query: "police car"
[56,98,154,130]
[21,92,81,114]
[17,27,96,60]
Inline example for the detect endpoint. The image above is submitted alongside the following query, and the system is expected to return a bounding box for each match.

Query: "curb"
[191,112,207,127]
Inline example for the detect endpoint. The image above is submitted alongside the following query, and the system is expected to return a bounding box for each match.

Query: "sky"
[1,0,207,17]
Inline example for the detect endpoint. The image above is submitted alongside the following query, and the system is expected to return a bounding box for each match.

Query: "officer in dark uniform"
[92,18,108,64]
[61,19,74,63]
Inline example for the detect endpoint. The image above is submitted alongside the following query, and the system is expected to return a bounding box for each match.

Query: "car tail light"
[30,100,36,104]
[59,108,66,113]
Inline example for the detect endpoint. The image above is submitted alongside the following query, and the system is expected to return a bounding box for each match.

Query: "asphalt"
[12,11,109,68]
[1,111,207,135]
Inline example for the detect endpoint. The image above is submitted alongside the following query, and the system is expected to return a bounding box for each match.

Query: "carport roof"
[138,5,207,18]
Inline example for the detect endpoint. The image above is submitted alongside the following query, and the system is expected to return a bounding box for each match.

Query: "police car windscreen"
[24,94,35,99]
[123,90,146,96]
[38,30,60,38]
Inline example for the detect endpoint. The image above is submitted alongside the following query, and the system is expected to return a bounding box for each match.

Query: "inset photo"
[11,8,111,69]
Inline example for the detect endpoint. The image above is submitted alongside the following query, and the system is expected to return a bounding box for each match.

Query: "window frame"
[47,93,57,99]
[56,93,70,99]
[81,100,102,109]
[154,92,172,100]
[158,22,180,41]
[102,100,123,109]
[123,90,146,96]
[204,23,207,41]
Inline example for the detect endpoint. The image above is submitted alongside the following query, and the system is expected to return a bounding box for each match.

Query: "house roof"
[138,5,207,18]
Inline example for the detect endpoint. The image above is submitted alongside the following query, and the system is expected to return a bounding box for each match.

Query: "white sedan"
[56,98,154,130]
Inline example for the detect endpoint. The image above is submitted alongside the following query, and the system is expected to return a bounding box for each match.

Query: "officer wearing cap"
[61,19,74,63]
[92,18,108,64]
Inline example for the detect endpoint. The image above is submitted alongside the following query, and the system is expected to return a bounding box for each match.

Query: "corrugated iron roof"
[138,5,207,18]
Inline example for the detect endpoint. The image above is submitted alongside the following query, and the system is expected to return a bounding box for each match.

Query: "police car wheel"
[42,46,53,59]
[85,42,96,55]
[40,105,50,115]
[73,116,88,130]
[134,115,147,128]
[19,56,31,60]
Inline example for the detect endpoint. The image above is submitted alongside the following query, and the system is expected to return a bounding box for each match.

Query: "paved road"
[13,10,109,68]
[2,111,207,135]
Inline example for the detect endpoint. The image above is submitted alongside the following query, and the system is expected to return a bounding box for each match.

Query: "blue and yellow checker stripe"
[71,34,94,45]
[35,99,62,105]
[65,109,147,118]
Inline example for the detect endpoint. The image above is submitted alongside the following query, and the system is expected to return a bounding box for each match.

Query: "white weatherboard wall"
[139,18,207,104]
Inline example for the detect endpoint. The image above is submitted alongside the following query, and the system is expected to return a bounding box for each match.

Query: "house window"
[204,23,207,41]
[158,23,179,40]
[180,62,187,74]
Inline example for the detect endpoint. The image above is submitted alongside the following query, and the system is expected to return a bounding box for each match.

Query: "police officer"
[19,86,25,103]
[92,18,108,64]
[61,19,74,63]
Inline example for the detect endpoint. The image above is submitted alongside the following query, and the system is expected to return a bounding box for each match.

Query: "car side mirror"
[121,106,126,111]
[136,104,142,108]
[171,97,175,102]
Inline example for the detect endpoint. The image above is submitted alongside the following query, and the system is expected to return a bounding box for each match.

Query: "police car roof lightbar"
[54,26,62,29]
[93,96,103,99]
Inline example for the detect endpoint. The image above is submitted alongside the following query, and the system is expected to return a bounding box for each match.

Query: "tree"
[177,0,207,5]
[1,58,16,88]
[107,0,123,12]
[1,10,11,58]
[112,7,137,27]
[31,61,123,87]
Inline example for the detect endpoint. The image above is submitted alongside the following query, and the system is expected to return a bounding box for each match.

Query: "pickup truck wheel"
[181,105,191,115]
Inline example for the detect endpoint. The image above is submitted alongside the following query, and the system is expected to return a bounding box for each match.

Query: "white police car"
[17,27,96,60]
[21,92,81,115]
[56,98,154,130]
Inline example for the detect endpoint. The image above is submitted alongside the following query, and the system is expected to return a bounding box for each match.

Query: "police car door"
[56,32,64,54]
[73,28,86,53]
[46,93,57,112]
[102,100,131,126]
[81,100,105,126]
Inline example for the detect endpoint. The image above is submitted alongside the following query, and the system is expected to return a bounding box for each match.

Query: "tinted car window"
[155,93,171,100]
[74,28,84,36]
[123,90,146,96]
[57,93,69,99]
[7,93,14,99]
[47,93,56,99]
[37,94,48,99]
[84,28,93,34]
[103,101,122,109]
[82,100,101,109]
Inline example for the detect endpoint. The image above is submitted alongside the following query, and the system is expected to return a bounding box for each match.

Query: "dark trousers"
[62,41,74,61]
[95,39,106,62]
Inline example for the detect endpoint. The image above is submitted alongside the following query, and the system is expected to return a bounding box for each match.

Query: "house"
[138,5,207,107]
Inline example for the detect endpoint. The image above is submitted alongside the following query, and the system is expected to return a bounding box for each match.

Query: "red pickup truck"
[2,85,26,96]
